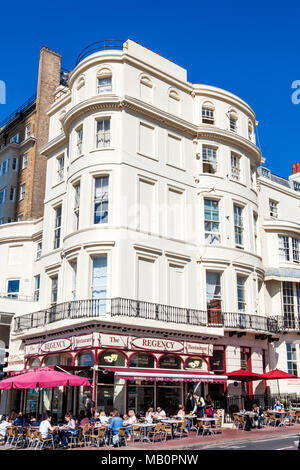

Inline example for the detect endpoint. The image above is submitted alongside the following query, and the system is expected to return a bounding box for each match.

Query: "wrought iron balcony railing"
[12,297,291,335]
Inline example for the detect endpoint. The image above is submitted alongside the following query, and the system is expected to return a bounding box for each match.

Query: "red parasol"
[0,366,91,390]
[227,369,265,382]
[263,369,298,380]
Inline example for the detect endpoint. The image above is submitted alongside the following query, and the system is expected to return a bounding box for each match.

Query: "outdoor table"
[197,417,217,433]
[266,410,287,427]
[161,419,182,439]
[137,423,155,443]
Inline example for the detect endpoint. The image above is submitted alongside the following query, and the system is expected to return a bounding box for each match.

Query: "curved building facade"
[2,39,298,418]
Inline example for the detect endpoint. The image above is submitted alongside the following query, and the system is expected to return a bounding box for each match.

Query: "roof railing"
[75,39,125,66]
[0,93,37,130]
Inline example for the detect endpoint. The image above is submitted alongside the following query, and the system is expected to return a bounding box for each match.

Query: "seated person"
[154,406,166,420]
[274,400,284,412]
[145,408,154,424]
[0,415,10,442]
[14,412,23,426]
[177,405,185,419]
[79,414,90,426]
[252,404,264,429]
[128,410,137,425]
[90,412,101,427]
[59,413,77,448]
[39,414,57,443]
[99,410,109,425]
[205,405,214,417]
[108,410,124,447]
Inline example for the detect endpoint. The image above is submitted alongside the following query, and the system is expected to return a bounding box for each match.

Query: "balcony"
[13,297,282,335]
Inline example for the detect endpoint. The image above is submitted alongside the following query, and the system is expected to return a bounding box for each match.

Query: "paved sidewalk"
[2,423,299,451]
[74,423,300,450]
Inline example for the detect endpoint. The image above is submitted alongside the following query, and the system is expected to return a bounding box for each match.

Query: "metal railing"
[75,40,125,66]
[13,297,293,335]
[0,293,37,302]
[0,93,37,130]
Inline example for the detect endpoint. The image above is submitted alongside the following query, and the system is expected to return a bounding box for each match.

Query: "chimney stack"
[292,163,296,174]
[297,162,300,174]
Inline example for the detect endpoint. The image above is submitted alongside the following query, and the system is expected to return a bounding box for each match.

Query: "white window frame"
[19,184,25,201]
[204,198,220,245]
[53,205,62,250]
[234,204,244,249]
[231,152,241,181]
[57,155,65,183]
[269,199,278,218]
[22,153,28,169]
[202,146,217,174]
[76,127,83,156]
[96,119,111,149]
[25,123,31,139]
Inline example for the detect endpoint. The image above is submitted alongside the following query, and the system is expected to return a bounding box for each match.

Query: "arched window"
[26,357,40,369]
[97,68,112,94]
[77,350,94,367]
[228,109,238,132]
[158,354,182,369]
[168,89,180,115]
[202,101,215,124]
[129,352,155,368]
[43,353,72,366]
[98,350,126,367]
[140,75,153,102]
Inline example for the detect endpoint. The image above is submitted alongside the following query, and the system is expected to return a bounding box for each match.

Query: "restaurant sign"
[40,338,72,353]
[25,334,94,356]
[186,342,213,356]
[100,334,129,349]
[132,337,184,353]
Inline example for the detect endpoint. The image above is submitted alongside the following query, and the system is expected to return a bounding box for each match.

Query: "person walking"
[192,392,205,418]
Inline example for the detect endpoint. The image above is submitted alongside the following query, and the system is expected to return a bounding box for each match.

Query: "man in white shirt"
[39,414,55,440]
[192,393,205,418]
[154,406,166,420]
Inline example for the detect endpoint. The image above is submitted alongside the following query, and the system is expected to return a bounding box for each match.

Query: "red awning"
[227,369,265,382]
[263,368,299,380]
[100,367,227,383]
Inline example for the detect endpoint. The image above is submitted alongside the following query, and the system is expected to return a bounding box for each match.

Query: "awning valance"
[100,367,227,383]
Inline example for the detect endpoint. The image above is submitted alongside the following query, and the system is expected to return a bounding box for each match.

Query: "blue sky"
[0,0,299,179]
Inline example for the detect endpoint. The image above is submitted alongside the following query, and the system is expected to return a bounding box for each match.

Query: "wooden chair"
[160,423,172,441]
[295,410,300,423]
[212,416,223,434]
[131,424,141,442]
[148,423,163,443]
[5,427,15,447]
[177,420,189,439]
[197,420,215,436]
[35,431,55,450]
[80,424,91,447]
[90,427,107,447]
[232,413,242,431]
[12,426,24,449]
[116,427,128,447]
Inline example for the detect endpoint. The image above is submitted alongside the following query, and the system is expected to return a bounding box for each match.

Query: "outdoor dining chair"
[90,427,107,447]
[160,423,172,441]
[148,423,163,443]
[131,424,141,442]
[116,427,128,447]
[5,427,15,447]
[35,431,55,450]
[212,417,223,434]
[177,420,189,439]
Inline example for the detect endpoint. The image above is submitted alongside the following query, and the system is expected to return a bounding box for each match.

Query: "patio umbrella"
[263,368,298,396]
[0,366,92,390]
[227,369,265,382]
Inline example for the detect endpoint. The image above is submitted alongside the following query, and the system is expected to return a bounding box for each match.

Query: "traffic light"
[0,349,9,379]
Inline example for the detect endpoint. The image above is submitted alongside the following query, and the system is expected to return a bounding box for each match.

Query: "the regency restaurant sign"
[25,333,214,357]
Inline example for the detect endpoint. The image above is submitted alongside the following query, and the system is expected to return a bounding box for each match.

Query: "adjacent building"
[0,39,299,418]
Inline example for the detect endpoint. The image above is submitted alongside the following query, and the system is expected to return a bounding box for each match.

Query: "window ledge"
[90,147,115,154]
[137,152,159,162]
[166,162,186,172]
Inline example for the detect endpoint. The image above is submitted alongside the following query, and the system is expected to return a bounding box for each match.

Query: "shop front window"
[97,350,126,414]
[158,354,182,369]
[129,352,155,368]
[157,382,182,416]
[209,350,224,372]
[25,389,39,415]
[76,350,94,417]
[128,381,155,415]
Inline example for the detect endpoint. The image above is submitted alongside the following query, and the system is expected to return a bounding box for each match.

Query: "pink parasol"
[0,366,91,390]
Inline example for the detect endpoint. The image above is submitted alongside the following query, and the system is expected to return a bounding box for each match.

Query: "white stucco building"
[0,39,299,418]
